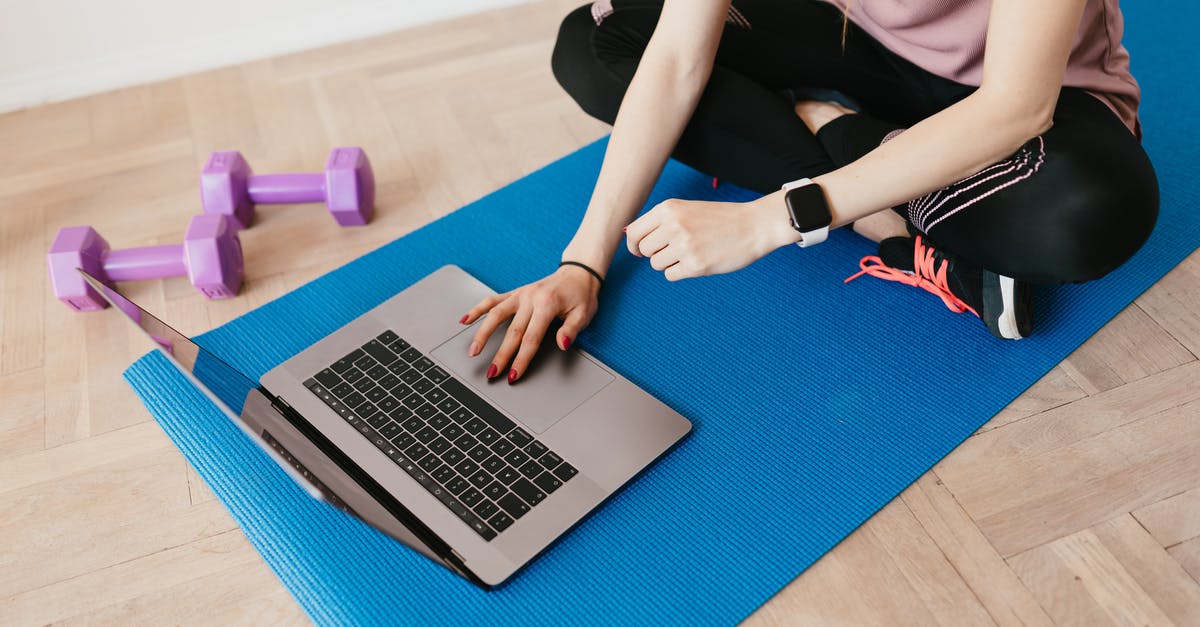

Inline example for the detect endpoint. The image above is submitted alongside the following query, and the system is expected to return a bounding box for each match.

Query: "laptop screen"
[78,269,326,499]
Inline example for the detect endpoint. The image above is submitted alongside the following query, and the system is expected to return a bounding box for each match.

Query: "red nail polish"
[561,335,572,350]
[712,177,719,189]
[487,364,498,378]
[622,226,628,232]
[508,368,517,383]
[459,314,469,324]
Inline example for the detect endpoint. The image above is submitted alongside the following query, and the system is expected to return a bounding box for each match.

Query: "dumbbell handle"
[246,173,326,204]
[103,245,186,281]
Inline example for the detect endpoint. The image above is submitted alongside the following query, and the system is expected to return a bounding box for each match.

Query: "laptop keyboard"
[303,330,578,541]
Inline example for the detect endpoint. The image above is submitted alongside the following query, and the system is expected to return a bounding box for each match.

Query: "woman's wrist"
[751,191,803,251]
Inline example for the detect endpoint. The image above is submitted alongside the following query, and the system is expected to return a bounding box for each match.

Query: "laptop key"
[482,455,506,474]
[454,433,478,451]
[426,387,447,404]
[459,488,484,507]
[406,443,429,461]
[539,451,563,470]
[506,427,533,448]
[377,397,400,413]
[468,444,491,463]
[440,378,516,435]
[490,438,514,456]
[473,499,499,520]
[419,454,441,472]
[380,422,403,439]
[483,481,506,501]
[441,423,464,440]
[446,477,469,495]
[416,426,439,444]
[425,366,449,384]
[504,449,529,468]
[365,386,388,404]
[401,416,424,432]
[392,433,415,450]
[331,382,354,398]
[468,518,497,541]
[432,464,455,484]
[428,436,451,455]
[343,392,366,409]
[366,364,389,380]
[352,354,377,371]
[553,462,578,482]
[526,440,548,458]
[389,406,414,422]
[342,368,365,384]
[415,403,438,420]
[468,469,492,489]
[390,384,413,401]
[352,377,374,393]
[331,350,364,373]
[533,471,563,494]
[399,368,422,384]
[519,459,543,479]
[455,459,480,476]
[413,356,435,372]
[463,417,486,435]
[436,397,460,415]
[387,338,411,354]
[400,347,423,363]
[427,412,451,431]
[363,340,398,366]
[512,478,546,506]
[477,428,500,446]
[491,512,516,534]
[315,369,341,388]
[497,493,530,519]
[496,467,521,485]
[412,378,434,394]
[441,447,466,466]
[378,374,401,390]
[377,330,399,345]
[402,392,423,409]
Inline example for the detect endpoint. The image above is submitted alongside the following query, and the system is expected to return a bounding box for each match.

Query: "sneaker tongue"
[877,237,916,272]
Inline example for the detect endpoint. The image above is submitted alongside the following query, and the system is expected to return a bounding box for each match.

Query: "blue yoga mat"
[125,4,1198,624]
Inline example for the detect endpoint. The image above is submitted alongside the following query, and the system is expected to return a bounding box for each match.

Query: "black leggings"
[551,0,1159,284]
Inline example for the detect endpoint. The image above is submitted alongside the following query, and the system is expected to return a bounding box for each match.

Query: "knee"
[1022,153,1159,284]
[551,5,626,124]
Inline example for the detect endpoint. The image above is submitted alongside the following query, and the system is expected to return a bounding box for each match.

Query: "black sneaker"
[845,235,1033,339]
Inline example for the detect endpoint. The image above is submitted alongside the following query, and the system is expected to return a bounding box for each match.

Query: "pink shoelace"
[844,236,978,317]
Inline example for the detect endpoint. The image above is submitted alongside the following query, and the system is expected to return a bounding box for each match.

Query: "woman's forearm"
[561,51,712,272]
[759,92,1053,248]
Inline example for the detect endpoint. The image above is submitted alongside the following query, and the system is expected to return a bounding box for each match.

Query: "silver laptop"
[83,265,690,589]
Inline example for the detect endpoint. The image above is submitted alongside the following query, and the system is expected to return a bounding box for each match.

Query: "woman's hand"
[624,196,794,281]
[459,265,601,383]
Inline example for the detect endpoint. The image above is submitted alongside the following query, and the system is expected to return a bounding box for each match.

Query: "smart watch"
[781,178,833,247]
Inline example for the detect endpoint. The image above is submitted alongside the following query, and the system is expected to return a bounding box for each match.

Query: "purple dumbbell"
[200,146,375,229]
[47,214,244,311]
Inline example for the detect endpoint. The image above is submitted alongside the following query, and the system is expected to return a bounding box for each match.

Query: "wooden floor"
[2,1,1199,624]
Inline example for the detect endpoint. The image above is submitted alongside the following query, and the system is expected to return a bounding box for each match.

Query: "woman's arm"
[752,0,1091,247]
[560,0,731,274]
[624,0,1092,279]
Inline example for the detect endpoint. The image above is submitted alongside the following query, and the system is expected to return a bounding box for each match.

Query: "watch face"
[785,184,832,232]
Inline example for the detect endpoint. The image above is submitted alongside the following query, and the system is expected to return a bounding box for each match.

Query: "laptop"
[82,265,690,589]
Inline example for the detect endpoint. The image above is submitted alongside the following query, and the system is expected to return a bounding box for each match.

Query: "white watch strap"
[780,177,828,248]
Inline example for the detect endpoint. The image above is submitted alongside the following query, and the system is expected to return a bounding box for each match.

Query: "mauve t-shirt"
[820,0,1142,136]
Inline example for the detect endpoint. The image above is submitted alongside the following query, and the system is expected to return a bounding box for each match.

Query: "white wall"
[0,0,526,114]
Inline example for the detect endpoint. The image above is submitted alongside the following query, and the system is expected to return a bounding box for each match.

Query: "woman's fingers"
[460,291,510,325]
[649,244,681,271]
[508,304,558,382]
[637,225,671,258]
[556,306,591,351]
[624,208,663,258]
[468,295,517,357]
[487,304,534,380]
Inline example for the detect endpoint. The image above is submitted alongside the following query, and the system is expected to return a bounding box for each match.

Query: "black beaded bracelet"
[559,260,605,288]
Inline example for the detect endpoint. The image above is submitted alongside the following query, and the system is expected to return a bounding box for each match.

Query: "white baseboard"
[0,0,529,114]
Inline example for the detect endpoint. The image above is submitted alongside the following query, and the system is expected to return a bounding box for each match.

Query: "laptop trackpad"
[430,322,614,434]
